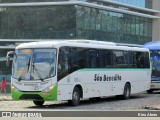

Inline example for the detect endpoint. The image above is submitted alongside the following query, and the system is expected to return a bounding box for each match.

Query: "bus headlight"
[42,85,54,96]
[11,85,19,91]
[43,85,54,92]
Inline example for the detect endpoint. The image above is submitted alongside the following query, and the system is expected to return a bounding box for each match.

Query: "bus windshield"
[150,50,160,77]
[12,48,56,81]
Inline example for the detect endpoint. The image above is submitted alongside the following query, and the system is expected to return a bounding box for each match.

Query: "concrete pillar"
[152,0,160,41]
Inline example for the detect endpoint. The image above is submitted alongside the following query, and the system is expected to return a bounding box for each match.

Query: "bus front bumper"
[11,85,58,101]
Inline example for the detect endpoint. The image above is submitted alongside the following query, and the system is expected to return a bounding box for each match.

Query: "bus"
[7,40,151,106]
[142,41,160,93]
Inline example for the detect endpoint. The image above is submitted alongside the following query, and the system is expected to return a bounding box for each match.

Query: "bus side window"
[69,47,87,72]
[143,52,150,68]
[98,50,105,68]
[58,47,69,81]
[105,50,113,68]
[136,52,145,68]
[78,48,86,69]
[113,50,124,68]
[128,52,135,68]
[85,49,90,68]
[85,49,98,68]
[88,49,97,68]
[133,52,137,68]
[125,51,134,68]
[69,47,79,72]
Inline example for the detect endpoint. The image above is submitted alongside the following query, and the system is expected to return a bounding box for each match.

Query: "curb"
[144,105,160,110]
[0,99,12,101]
[0,95,12,101]
[0,97,12,101]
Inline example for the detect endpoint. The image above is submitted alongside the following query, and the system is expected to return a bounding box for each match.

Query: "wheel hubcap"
[125,87,130,97]
[73,92,78,100]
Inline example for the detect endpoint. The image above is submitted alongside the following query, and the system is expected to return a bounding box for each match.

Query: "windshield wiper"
[18,57,31,81]
[32,62,44,81]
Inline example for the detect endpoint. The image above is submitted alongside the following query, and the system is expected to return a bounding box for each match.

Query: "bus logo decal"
[94,74,122,81]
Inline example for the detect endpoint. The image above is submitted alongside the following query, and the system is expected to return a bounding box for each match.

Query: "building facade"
[0,0,159,92]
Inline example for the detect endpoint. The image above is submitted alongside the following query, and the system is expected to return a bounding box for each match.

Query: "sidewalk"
[0,93,12,101]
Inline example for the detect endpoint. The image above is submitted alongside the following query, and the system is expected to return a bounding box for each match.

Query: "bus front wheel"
[68,87,80,106]
[33,101,44,106]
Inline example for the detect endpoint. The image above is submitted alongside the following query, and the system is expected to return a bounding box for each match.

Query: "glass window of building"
[0,5,76,39]
[109,0,152,9]
[0,2,153,44]
[76,5,152,44]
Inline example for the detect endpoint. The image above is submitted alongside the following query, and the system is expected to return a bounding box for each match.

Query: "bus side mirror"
[6,51,15,67]
[6,56,10,67]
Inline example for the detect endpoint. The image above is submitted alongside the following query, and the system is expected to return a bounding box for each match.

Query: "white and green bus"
[7,40,151,106]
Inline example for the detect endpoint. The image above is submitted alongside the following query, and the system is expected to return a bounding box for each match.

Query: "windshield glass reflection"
[12,48,56,80]
[151,50,160,77]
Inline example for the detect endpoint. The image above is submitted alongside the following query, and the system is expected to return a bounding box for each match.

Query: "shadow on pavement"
[27,94,147,109]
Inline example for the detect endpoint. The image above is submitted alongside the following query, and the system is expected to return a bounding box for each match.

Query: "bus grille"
[19,94,43,100]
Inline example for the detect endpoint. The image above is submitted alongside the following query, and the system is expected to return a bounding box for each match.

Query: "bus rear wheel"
[147,89,153,94]
[123,83,131,100]
[33,101,44,106]
[68,87,80,106]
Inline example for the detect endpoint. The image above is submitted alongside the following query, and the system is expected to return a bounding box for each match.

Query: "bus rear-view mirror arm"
[6,51,15,67]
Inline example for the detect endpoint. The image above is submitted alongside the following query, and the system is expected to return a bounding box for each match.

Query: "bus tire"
[68,87,80,106]
[147,89,153,94]
[33,101,44,106]
[123,83,131,100]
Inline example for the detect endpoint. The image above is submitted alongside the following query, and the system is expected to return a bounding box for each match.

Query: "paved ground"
[0,92,160,110]
[0,93,11,101]
[0,92,160,119]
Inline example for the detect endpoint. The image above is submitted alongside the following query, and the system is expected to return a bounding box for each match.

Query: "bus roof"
[142,41,160,50]
[16,40,149,52]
